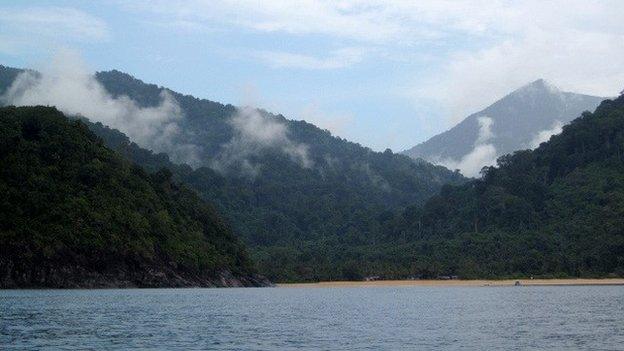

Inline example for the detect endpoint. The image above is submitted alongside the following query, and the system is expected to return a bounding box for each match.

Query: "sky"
[1,1,623,152]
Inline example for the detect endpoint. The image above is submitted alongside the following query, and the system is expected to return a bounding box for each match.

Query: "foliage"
[0,106,255,284]
[379,95,624,278]
[88,70,465,281]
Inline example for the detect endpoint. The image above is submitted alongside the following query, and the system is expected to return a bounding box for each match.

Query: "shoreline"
[278,278,624,288]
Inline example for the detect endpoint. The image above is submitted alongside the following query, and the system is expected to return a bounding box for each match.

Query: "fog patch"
[357,162,391,192]
[212,106,312,176]
[528,120,563,149]
[1,51,200,166]
[439,116,498,177]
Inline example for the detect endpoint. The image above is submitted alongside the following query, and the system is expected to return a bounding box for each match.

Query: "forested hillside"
[1,64,621,281]
[378,94,624,278]
[0,106,266,288]
[83,106,464,281]
[0,65,465,281]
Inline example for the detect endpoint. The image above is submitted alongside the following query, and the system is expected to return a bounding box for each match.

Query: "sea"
[1,285,623,350]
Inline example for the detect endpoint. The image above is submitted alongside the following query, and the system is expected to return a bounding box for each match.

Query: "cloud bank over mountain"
[403,79,604,177]
[1,51,200,165]
[213,106,312,176]
[529,121,564,149]
[439,116,497,177]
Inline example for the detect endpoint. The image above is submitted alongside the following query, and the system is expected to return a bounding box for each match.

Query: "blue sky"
[1,1,623,151]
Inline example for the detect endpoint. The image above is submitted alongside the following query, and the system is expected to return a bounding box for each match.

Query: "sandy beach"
[278,278,624,288]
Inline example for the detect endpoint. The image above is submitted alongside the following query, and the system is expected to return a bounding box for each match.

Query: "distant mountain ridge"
[402,79,604,175]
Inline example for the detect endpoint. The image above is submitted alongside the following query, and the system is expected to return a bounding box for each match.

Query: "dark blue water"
[1,286,623,350]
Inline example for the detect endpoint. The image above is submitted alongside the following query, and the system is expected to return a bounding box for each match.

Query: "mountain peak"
[402,79,604,171]
[530,78,548,86]
[514,78,560,95]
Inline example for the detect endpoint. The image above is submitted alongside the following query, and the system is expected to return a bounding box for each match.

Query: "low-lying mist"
[213,106,312,176]
[529,120,564,149]
[440,116,498,177]
[1,51,200,166]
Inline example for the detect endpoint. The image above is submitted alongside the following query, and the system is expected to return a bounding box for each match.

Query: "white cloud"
[440,116,498,177]
[0,6,110,57]
[442,144,497,178]
[253,47,367,70]
[124,0,624,123]
[475,116,494,144]
[409,2,624,123]
[212,106,312,176]
[122,0,402,43]
[1,51,199,166]
[0,6,110,43]
[529,120,564,149]
[124,1,620,45]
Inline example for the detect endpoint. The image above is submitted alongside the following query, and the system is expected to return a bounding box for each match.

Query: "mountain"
[376,93,624,278]
[0,65,466,282]
[0,106,268,288]
[0,65,21,96]
[402,79,604,176]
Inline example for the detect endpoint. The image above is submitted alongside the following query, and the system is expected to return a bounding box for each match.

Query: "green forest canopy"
[83,89,624,281]
[0,106,256,287]
[0,65,466,282]
[375,94,624,279]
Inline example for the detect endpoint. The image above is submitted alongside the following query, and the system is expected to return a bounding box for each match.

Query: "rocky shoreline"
[0,261,272,289]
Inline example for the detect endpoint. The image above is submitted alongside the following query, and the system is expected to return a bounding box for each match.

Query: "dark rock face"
[0,259,272,288]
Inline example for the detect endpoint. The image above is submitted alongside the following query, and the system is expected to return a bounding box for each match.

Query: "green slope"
[0,66,465,281]
[96,70,465,281]
[0,106,267,288]
[381,94,624,278]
